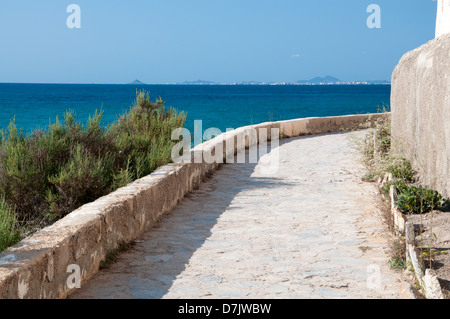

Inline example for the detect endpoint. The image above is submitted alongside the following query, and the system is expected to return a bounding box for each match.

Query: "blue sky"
[0,0,437,84]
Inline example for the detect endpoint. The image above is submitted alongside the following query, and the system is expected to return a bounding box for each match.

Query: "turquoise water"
[0,84,390,136]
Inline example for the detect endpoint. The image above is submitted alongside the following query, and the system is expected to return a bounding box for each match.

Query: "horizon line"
[0,81,392,86]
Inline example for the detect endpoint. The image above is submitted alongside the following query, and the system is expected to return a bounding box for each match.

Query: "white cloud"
[291,54,303,58]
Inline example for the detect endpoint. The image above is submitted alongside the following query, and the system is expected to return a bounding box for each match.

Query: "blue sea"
[0,84,390,136]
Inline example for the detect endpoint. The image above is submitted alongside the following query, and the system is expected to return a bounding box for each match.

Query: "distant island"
[297,75,344,84]
[297,76,342,84]
[297,76,390,85]
[128,79,147,85]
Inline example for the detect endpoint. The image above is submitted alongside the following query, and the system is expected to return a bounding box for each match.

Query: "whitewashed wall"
[436,0,450,38]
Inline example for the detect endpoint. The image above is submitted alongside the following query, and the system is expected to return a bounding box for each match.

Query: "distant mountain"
[365,80,390,84]
[297,76,342,84]
[296,76,390,85]
[128,79,146,85]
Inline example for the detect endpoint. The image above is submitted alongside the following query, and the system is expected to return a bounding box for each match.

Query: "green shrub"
[357,114,392,179]
[108,92,185,181]
[396,185,448,214]
[382,179,408,196]
[389,255,407,270]
[47,144,115,218]
[0,91,186,226]
[373,118,391,157]
[387,158,414,183]
[0,198,22,252]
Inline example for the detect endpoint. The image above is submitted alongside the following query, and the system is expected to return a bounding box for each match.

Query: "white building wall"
[436,0,450,38]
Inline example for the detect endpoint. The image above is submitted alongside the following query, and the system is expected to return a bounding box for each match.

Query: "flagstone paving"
[70,131,412,299]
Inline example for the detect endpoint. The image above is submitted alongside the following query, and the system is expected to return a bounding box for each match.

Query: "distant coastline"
[0,81,391,86]
[170,81,391,86]
[126,76,390,86]
[1,76,391,86]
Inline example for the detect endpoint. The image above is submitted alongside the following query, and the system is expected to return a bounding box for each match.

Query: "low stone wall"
[0,113,386,299]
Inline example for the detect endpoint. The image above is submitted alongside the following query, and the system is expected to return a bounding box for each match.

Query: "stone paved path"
[71,131,410,299]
